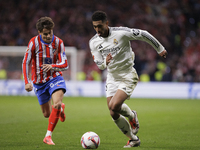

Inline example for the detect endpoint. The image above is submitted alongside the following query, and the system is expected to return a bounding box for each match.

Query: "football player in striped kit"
[22,17,68,145]
[89,11,167,148]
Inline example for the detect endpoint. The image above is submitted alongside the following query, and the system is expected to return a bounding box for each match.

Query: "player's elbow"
[95,60,106,70]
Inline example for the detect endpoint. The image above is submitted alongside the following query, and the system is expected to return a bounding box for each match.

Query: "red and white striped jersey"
[22,35,69,84]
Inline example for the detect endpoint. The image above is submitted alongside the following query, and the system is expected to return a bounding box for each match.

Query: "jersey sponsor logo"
[114,39,118,45]
[101,46,120,57]
[44,57,52,64]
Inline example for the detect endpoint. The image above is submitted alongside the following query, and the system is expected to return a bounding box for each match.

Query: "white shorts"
[106,68,139,98]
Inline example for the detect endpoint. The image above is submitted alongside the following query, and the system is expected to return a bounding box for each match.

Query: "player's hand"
[25,83,33,92]
[159,50,167,58]
[106,53,113,65]
[41,64,53,72]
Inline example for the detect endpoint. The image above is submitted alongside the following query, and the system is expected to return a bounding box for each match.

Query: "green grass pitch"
[0,96,199,150]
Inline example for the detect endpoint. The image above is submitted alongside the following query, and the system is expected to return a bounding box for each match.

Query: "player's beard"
[99,29,109,38]
[45,38,51,43]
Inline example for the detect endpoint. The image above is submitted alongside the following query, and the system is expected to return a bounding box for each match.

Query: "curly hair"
[36,16,55,32]
[92,11,107,22]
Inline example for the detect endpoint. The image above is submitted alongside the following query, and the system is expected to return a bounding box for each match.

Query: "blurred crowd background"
[0,0,200,82]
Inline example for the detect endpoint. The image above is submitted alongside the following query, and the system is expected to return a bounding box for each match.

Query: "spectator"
[0,0,200,82]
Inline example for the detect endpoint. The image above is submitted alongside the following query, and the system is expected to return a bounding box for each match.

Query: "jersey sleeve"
[89,40,107,70]
[51,42,69,71]
[125,28,165,54]
[22,41,34,85]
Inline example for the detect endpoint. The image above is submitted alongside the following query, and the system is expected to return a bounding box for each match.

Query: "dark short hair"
[36,16,55,32]
[92,11,107,22]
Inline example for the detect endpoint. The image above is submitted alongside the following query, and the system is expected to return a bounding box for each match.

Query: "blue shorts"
[33,76,66,105]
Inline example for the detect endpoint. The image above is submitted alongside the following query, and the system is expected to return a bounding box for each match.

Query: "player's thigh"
[118,70,138,99]
[107,96,112,108]
[49,76,66,109]
[109,89,128,111]
[51,89,64,109]
[106,75,118,98]
[106,76,125,110]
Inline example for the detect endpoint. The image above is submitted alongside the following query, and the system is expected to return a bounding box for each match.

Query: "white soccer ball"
[81,131,100,149]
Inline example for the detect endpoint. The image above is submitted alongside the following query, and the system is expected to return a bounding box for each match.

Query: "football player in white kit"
[89,11,167,148]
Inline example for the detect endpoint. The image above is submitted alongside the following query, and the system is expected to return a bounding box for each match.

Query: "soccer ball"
[81,131,100,149]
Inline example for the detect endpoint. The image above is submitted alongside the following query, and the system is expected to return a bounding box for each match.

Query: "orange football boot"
[43,136,55,145]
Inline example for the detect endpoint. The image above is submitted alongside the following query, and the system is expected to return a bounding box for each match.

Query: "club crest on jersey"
[53,49,58,54]
[114,39,118,45]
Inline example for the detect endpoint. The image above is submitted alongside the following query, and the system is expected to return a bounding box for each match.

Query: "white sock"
[119,103,135,120]
[45,130,52,137]
[114,115,138,140]
[61,107,63,112]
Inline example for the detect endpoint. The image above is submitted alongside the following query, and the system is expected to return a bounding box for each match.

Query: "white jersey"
[89,27,165,78]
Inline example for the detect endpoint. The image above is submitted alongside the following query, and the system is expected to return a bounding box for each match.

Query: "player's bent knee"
[53,102,62,110]
[109,103,120,113]
[43,112,50,118]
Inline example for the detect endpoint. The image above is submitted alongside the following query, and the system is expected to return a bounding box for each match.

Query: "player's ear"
[38,31,41,34]
[106,21,109,26]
